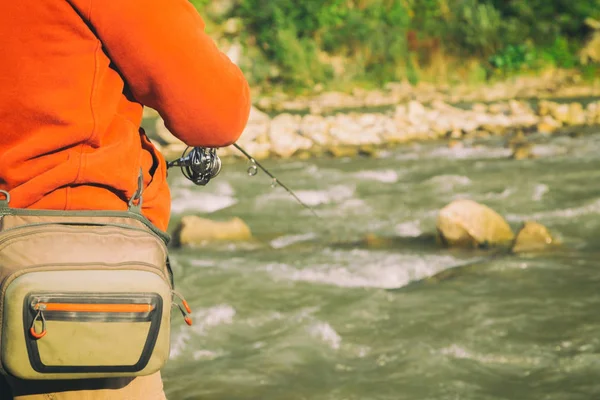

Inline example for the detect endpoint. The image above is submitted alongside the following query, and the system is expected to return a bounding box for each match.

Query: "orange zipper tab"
[34,303,155,313]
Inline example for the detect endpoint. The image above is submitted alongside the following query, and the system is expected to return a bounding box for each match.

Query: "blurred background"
[195,0,600,94]
[150,1,600,399]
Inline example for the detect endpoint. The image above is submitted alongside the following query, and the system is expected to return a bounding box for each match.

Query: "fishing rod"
[166,145,322,219]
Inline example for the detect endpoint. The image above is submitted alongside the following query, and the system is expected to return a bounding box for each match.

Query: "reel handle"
[167,147,221,186]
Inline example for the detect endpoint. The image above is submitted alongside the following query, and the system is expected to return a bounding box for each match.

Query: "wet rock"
[230,141,271,160]
[537,100,553,116]
[511,142,535,160]
[542,102,585,126]
[586,101,600,125]
[268,114,312,158]
[549,103,569,124]
[506,130,526,147]
[393,104,408,121]
[448,139,464,149]
[537,116,562,134]
[173,216,252,247]
[380,125,412,144]
[364,90,393,107]
[329,114,382,146]
[488,102,511,114]
[357,144,381,157]
[363,233,390,248]
[567,103,586,126]
[509,113,539,128]
[241,106,270,140]
[449,129,463,139]
[407,101,427,125]
[327,145,360,158]
[299,115,331,146]
[471,103,488,113]
[509,100,534,116]
[436,199,515,248]
[512,221,555,253]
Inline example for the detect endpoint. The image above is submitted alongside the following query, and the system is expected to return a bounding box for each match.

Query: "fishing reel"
[166,146,221,186]
[165,143,321,219]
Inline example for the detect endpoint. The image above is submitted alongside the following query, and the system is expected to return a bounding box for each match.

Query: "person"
[0,0,251,398]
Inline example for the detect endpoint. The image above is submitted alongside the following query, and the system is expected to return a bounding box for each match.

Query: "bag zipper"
[28,294,160,340]
[0,207,170,245]
[171,290,193,326]
[0,223,168,258]
[33,303,156,313]
[0,262,173,350]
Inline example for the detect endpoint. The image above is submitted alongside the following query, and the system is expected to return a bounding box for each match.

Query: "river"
[161,128,600,400]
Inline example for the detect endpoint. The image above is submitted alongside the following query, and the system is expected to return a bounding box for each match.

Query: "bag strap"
[0,190,9,211]
[0,169,145,215]
[0,173,171,246]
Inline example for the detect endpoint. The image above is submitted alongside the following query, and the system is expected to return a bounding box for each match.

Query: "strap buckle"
[0,190,10,208]
[127,169,144,214]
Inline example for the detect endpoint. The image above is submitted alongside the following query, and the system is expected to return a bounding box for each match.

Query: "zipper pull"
[172,291,192,326]
[30,304,47,339]
[172,303,193,326]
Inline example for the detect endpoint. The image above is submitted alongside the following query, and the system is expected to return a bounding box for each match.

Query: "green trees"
[197,0,600,90]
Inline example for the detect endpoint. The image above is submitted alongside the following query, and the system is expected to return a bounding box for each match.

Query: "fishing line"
[232,144,322,220]
[167,144,323,221]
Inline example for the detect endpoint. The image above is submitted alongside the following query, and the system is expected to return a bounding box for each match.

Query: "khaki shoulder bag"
[0,178,190,381]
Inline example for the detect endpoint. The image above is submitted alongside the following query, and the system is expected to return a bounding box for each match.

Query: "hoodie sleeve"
[70,0,251,147]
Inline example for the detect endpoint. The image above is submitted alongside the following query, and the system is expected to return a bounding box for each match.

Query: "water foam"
[506,198,600,221]
[423,175,472,193]
[394,220,423,237]
[255,184,355,207]
[428,146,512,160]
[270,233,317,249]
[307,322,342,350]
[532,184,549,201]
[266,251,464,289]
[354,169,400,183]
[483,188,515,200]
[170,304,236,360]
[440,344,545,367]
[170,188,237,214]
[295,185,356,206]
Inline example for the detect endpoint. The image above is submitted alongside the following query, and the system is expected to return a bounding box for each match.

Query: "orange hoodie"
[0,0,251,232]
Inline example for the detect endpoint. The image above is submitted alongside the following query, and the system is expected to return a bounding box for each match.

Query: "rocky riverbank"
[251,73,600,115]
[147,96,600,161]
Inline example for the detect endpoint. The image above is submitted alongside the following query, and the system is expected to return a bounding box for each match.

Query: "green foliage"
[445,0,504,58]
[233,0,412,86]
[488,44,537,75]
[488,0,600,44]
[541,37,580,69]
[188,0,210,10]
[192,0,600,91]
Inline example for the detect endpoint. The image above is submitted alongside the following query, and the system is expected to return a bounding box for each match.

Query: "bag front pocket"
[1,268,173,380]
[25,292,163,374]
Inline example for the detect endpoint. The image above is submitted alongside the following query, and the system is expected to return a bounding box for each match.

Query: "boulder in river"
[172,215,252,247]
[436,199,515,248]
[511,221,556,253]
